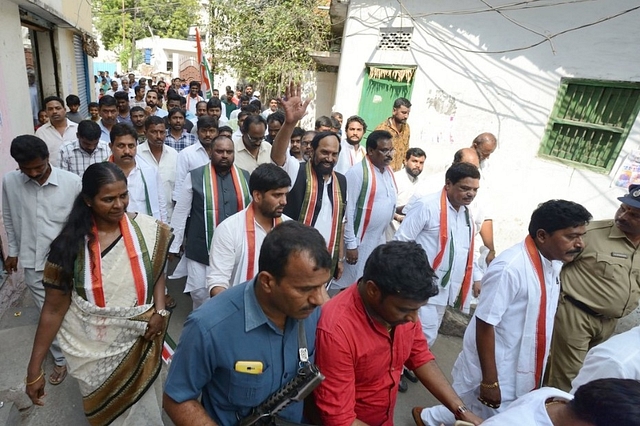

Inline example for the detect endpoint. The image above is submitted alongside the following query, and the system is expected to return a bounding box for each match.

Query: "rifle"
[238,363,324,426]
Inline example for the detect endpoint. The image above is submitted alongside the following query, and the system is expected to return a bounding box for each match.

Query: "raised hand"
[280,82,311,125]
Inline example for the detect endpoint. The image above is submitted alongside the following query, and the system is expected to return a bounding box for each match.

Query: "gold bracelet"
[480,381,499,389]
[25,369,45,386]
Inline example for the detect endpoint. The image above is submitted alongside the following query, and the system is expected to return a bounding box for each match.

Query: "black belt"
[564,295,604,318]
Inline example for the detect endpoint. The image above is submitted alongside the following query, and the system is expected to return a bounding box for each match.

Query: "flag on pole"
[196,27,214,99]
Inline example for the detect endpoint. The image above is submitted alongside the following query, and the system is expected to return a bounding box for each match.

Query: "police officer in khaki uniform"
[545,184,640,391]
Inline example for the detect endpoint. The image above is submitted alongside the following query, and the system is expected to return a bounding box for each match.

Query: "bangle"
[480,381,499,389]
[25,369,45,386]
[455,405,469,419]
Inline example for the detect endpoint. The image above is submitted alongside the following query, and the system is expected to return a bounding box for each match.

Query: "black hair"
[218,125,233,134]
[77,120,101,140]
[130,106,145,115]
[134,85,145,94]
[310,131,341,152]
[445,162,481,185]
[366,130,392,151]
[167,107,185,119]
[98,95,116,108]
[239,94,251,103]
[570,378,640,426]
[207,97,222,109]
[197,115,219,130]
[266,111,285,125]
[47,163,127,289]
[249,163,291,194]
[10,135,49,163]
[331,111,343,120]
[346,115,367,132]
[315,115,332,130]
[144,115,166,130]
[249,99,262,110]
[406,147,426,160]
[195,100,207,109]
[109,122,138,144]
[88,102,99,109]
[237,110,250,121]
[363,241,438,302]
[113,91,129,102]
[65,95,80,106]
[329,116,341,129]
[43,96,65,109]
[146,89,159,97]
[528,199,592,238]
[242,114,267,134]
[292,127,305,139]
[393,97,412,109]
[244,104,259,114]
[259,221,332,280]
[166,92,182,103]
[189,81,201,88]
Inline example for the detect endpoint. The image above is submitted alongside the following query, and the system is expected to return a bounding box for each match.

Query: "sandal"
[49,364,68,385]
[165,295,177,310]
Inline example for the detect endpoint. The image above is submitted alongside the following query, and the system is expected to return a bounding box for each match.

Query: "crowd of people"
[7,77,640,426]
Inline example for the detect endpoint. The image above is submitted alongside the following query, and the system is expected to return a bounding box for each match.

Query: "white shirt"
[388,168,424,233]
[452,240,562,403]
[126,157,167,223]
[480,387,572,426]
[280,155,334,244]
[395,190,477,305]
[152,107,168,118]
[35,120,79,167]
[185,95,205,115]
[570,325,640,393]
[173,142,210,201]
[234,138,272,174]
[206,206,290,290]
[335,140,366,175]
[137,143,178,221]
[2,167,81,270]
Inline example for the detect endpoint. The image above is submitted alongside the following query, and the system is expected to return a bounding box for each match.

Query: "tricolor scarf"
[298,162,344,267]
[75,214,153,307]
[243,204,284,280]
[353,156,397,240]
[203,165,251,251]
[430,188,475,312]
[524,234,548,390]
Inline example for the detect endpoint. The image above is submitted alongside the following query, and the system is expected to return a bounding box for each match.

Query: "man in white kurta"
[126,155,167,223]
[334,115,367,175]
[417,199,592,426]
[394,162,481,347]
[334,131,397,289]
[570,325,640,393]
[385,147,426,239]
[206,163,292,295]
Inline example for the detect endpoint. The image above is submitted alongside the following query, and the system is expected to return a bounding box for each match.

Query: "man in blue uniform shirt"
[164,221,331,425]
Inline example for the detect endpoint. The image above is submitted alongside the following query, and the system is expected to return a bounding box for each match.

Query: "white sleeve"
[206,220,237,291]
[279,155,300,188]
[570,347,626,394]
[394,198,430,242]
[169,175,194,253]
[156,170,167,223]
[173,151,189,202]
[2,176,18,257]
[343,166,363,250]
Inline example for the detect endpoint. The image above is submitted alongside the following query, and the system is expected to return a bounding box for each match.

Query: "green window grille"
[538,78,640,173]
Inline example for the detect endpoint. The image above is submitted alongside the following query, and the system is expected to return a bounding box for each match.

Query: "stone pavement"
[0,273,464,426]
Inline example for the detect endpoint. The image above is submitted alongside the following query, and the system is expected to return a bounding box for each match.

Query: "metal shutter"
[73,34,89,118]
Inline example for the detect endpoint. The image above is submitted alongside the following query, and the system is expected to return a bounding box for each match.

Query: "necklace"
[545,399,567,407]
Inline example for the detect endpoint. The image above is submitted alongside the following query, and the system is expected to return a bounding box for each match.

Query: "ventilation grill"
[377,29,413,51]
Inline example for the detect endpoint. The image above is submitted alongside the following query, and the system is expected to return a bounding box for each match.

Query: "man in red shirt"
[314,241,483,425]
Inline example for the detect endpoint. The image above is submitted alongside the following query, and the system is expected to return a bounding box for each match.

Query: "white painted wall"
[335,0,640,252]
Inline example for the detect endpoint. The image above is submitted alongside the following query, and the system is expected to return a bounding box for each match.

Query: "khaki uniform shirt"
[561,219,640,318]
[375,118,410,172]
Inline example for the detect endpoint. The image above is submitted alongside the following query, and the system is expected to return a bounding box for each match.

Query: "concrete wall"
[334,0,640,251]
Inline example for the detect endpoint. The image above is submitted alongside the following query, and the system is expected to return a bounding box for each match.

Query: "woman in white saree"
[25,162,173,426]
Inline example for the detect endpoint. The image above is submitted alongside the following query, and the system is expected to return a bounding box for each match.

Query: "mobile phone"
[234,361,263,374]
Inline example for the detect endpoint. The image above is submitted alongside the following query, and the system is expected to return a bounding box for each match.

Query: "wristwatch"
[154,308,170,317]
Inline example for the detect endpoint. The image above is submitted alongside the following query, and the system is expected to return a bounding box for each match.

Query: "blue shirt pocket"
[227,365,273,410]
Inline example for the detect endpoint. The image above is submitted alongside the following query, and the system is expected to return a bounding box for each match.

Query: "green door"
[357,66,415,140]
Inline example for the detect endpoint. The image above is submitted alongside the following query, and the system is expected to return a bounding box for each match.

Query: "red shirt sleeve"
[405,320,435,371]
[314,327,359,426]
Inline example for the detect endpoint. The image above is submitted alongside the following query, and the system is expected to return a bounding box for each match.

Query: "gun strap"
[297,321,309,364]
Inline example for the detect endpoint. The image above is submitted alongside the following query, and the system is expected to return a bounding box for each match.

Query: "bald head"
[472,132,497,161]
[453,148,480,167]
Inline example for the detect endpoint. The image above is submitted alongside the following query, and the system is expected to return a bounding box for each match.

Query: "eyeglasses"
[377,147,396,156]
[245,134,264,144]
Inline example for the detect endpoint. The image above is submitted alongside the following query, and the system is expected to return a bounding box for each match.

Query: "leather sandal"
[49,364,68,385]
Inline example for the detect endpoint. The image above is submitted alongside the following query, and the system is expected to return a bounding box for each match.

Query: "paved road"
[0,268,464,425]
